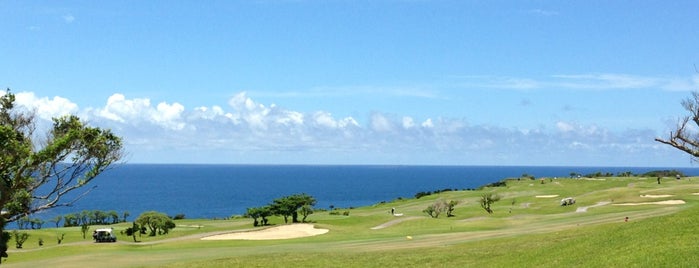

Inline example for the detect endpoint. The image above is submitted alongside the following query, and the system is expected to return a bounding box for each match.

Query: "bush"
[12,230,29,249]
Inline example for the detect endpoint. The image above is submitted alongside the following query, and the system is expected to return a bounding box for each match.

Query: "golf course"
[5,174,699,267]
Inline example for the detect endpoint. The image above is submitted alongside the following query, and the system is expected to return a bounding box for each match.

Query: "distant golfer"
[391,208,395,215]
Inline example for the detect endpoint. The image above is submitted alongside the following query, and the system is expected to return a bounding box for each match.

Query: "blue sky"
[2,1,699,166]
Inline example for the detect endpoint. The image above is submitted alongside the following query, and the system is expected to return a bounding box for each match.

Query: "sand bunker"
[201,224,328,240]
[640,194,673,198]
[535,195,559,198]
[614,200,686,206]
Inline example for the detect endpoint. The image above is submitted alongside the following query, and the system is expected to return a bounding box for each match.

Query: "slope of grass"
[4,176,699,267]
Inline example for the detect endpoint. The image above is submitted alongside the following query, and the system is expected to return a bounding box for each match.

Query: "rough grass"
[5,176,699,267]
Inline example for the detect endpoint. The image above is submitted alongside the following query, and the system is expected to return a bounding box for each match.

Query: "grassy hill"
[5,175,699,267]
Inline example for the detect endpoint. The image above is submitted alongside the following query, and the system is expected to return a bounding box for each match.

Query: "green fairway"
[5,176,699,267]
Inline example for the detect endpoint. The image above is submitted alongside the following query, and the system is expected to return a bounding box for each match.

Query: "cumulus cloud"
[6,91,668,165]
[12,92,79,119]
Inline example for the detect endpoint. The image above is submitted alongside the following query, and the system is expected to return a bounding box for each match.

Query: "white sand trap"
[535,195,559,198]
[640,194,673,198]
[692,193,699,196]
[614,200,686,206]
[201,224,328,240]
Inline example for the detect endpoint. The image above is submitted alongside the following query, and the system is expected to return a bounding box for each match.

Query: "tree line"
[245,193,316,227]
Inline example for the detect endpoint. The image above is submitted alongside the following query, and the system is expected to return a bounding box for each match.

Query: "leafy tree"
[299,204,314,222]
[108,210,120,224]
[80,223,90,239]
[11,231,29,249]
[56,233,65,244]
[656,91,699,158]
[0,90,122,262]
[50,215,63,228]
[246,207,271,227]
[480,193,500,214]
[423,199,448,218]
[122,211,130,223]
[135,211,176,236]
[124,222,140,242]
[271,197,296,224]
[446,200,459,217]
[246,207,263,227]
[271,194,316,223]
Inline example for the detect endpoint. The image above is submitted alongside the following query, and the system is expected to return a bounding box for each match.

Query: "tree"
[480,193,500,214]
[0,90,123,263]
[246,207,262,227]
[11,231,29,249]
[108,210,120,224]
[423,199,448,218]
[299,204,314,222]
[80,223,90,239]
[271,194,316,223]
[656,91,699,158]
[446,200,459,217]
[124,222,140,242]
[50,215,62,228]
[122,211,130,223]
[135,211,175,236]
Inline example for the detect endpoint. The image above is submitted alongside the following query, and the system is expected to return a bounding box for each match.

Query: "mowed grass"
[5,176,699,267]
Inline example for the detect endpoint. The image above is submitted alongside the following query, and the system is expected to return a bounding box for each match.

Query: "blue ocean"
[37,164,699,221]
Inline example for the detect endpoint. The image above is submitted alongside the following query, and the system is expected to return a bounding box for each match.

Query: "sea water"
[35,164,699,221]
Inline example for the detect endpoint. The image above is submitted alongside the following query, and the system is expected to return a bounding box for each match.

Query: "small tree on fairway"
[246,207,262,227]
[12,231,29,249]
[271,194,316,223]
[480,193,500,214]
[80,223,90,239]
[423,199,448,218]
[56,233,65,244]
[135,211,175,236]
[446,200,459,217]
[124,222,140,242]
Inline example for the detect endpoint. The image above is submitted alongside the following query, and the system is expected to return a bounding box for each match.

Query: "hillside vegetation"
[5,175,699,267]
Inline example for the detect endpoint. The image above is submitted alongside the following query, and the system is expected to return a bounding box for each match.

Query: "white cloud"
[13,92,78,120]
[5,90,672,166]
[402,117,415,129]
[370,113,393,132]
[456,73,699,91]
[62,14,75,23]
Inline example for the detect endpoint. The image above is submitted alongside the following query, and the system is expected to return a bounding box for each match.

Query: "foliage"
[446,200,459,217]
[0,89,123,263]
[299,204,314,222]
[415,188,454,199]
[80,223,90,239]
[270,193,316,224]
[124,222,140,242]
[56,233,65,245]
[172,214,186,220]
[12,231,29,249]
[642,170,685,178]
[480,193,500,214]
[136,211,176,236]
